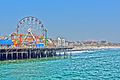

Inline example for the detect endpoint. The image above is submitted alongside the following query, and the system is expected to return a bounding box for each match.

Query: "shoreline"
[72,46,120,51]
[68,46,120,54]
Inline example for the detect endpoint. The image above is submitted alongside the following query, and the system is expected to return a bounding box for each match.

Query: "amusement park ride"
[0,16,48,48]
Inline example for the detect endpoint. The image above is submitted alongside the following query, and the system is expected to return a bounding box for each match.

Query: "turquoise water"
[1,49,120,80]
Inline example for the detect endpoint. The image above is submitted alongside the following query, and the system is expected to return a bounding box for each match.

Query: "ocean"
[0,49,120,80]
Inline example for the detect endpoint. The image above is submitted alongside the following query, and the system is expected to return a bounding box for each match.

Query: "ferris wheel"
[16,16,45,36]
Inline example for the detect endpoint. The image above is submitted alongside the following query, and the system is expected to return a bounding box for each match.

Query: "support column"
[6,53,7,60]
[1,53,3,60]
[52,50,54,58]
[11,53,13,60]
[29,50,31,59]
[35,51,37,58]
[21,52,23,59]
[36,50,38,58]
[63,49,65,58]
[16,52,18,60]
[0,53,2,60]
[40,51,41,58]
[69,49,72,57]
[45,51,47,58]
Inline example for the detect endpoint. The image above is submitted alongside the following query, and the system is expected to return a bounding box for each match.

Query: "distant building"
[56,37,66,47]
[57,37,61,47]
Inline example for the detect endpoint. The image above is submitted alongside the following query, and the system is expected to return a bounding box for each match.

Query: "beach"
[72,46,120,51]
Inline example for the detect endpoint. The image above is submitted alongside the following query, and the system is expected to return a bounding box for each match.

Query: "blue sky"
[0,0,120,42]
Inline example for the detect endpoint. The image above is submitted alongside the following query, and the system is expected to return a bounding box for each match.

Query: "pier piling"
[0,47,72,61]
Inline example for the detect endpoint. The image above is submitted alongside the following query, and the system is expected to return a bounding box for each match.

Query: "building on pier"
[0,40,13,48]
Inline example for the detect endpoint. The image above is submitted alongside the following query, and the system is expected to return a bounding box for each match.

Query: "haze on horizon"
[0,0,120,42]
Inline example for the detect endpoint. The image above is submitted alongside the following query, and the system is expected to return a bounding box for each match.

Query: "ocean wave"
[56,50,98,55]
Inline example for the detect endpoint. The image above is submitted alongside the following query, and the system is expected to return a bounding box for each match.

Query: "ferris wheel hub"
[28,28,32,33]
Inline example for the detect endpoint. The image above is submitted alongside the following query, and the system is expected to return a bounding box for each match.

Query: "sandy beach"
[72,46,120,51]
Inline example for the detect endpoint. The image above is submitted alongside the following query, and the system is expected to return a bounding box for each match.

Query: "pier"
[0,16,73,61]
[0,47,72,61]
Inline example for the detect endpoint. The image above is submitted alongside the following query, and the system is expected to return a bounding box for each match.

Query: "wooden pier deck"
[0,47,72,61]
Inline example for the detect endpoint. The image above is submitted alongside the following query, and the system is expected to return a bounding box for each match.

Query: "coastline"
[69,46,120,54]
[73,46,120,50]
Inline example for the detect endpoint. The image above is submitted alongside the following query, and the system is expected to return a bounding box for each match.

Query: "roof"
[36,43,45,48]
[0,40,13,45]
